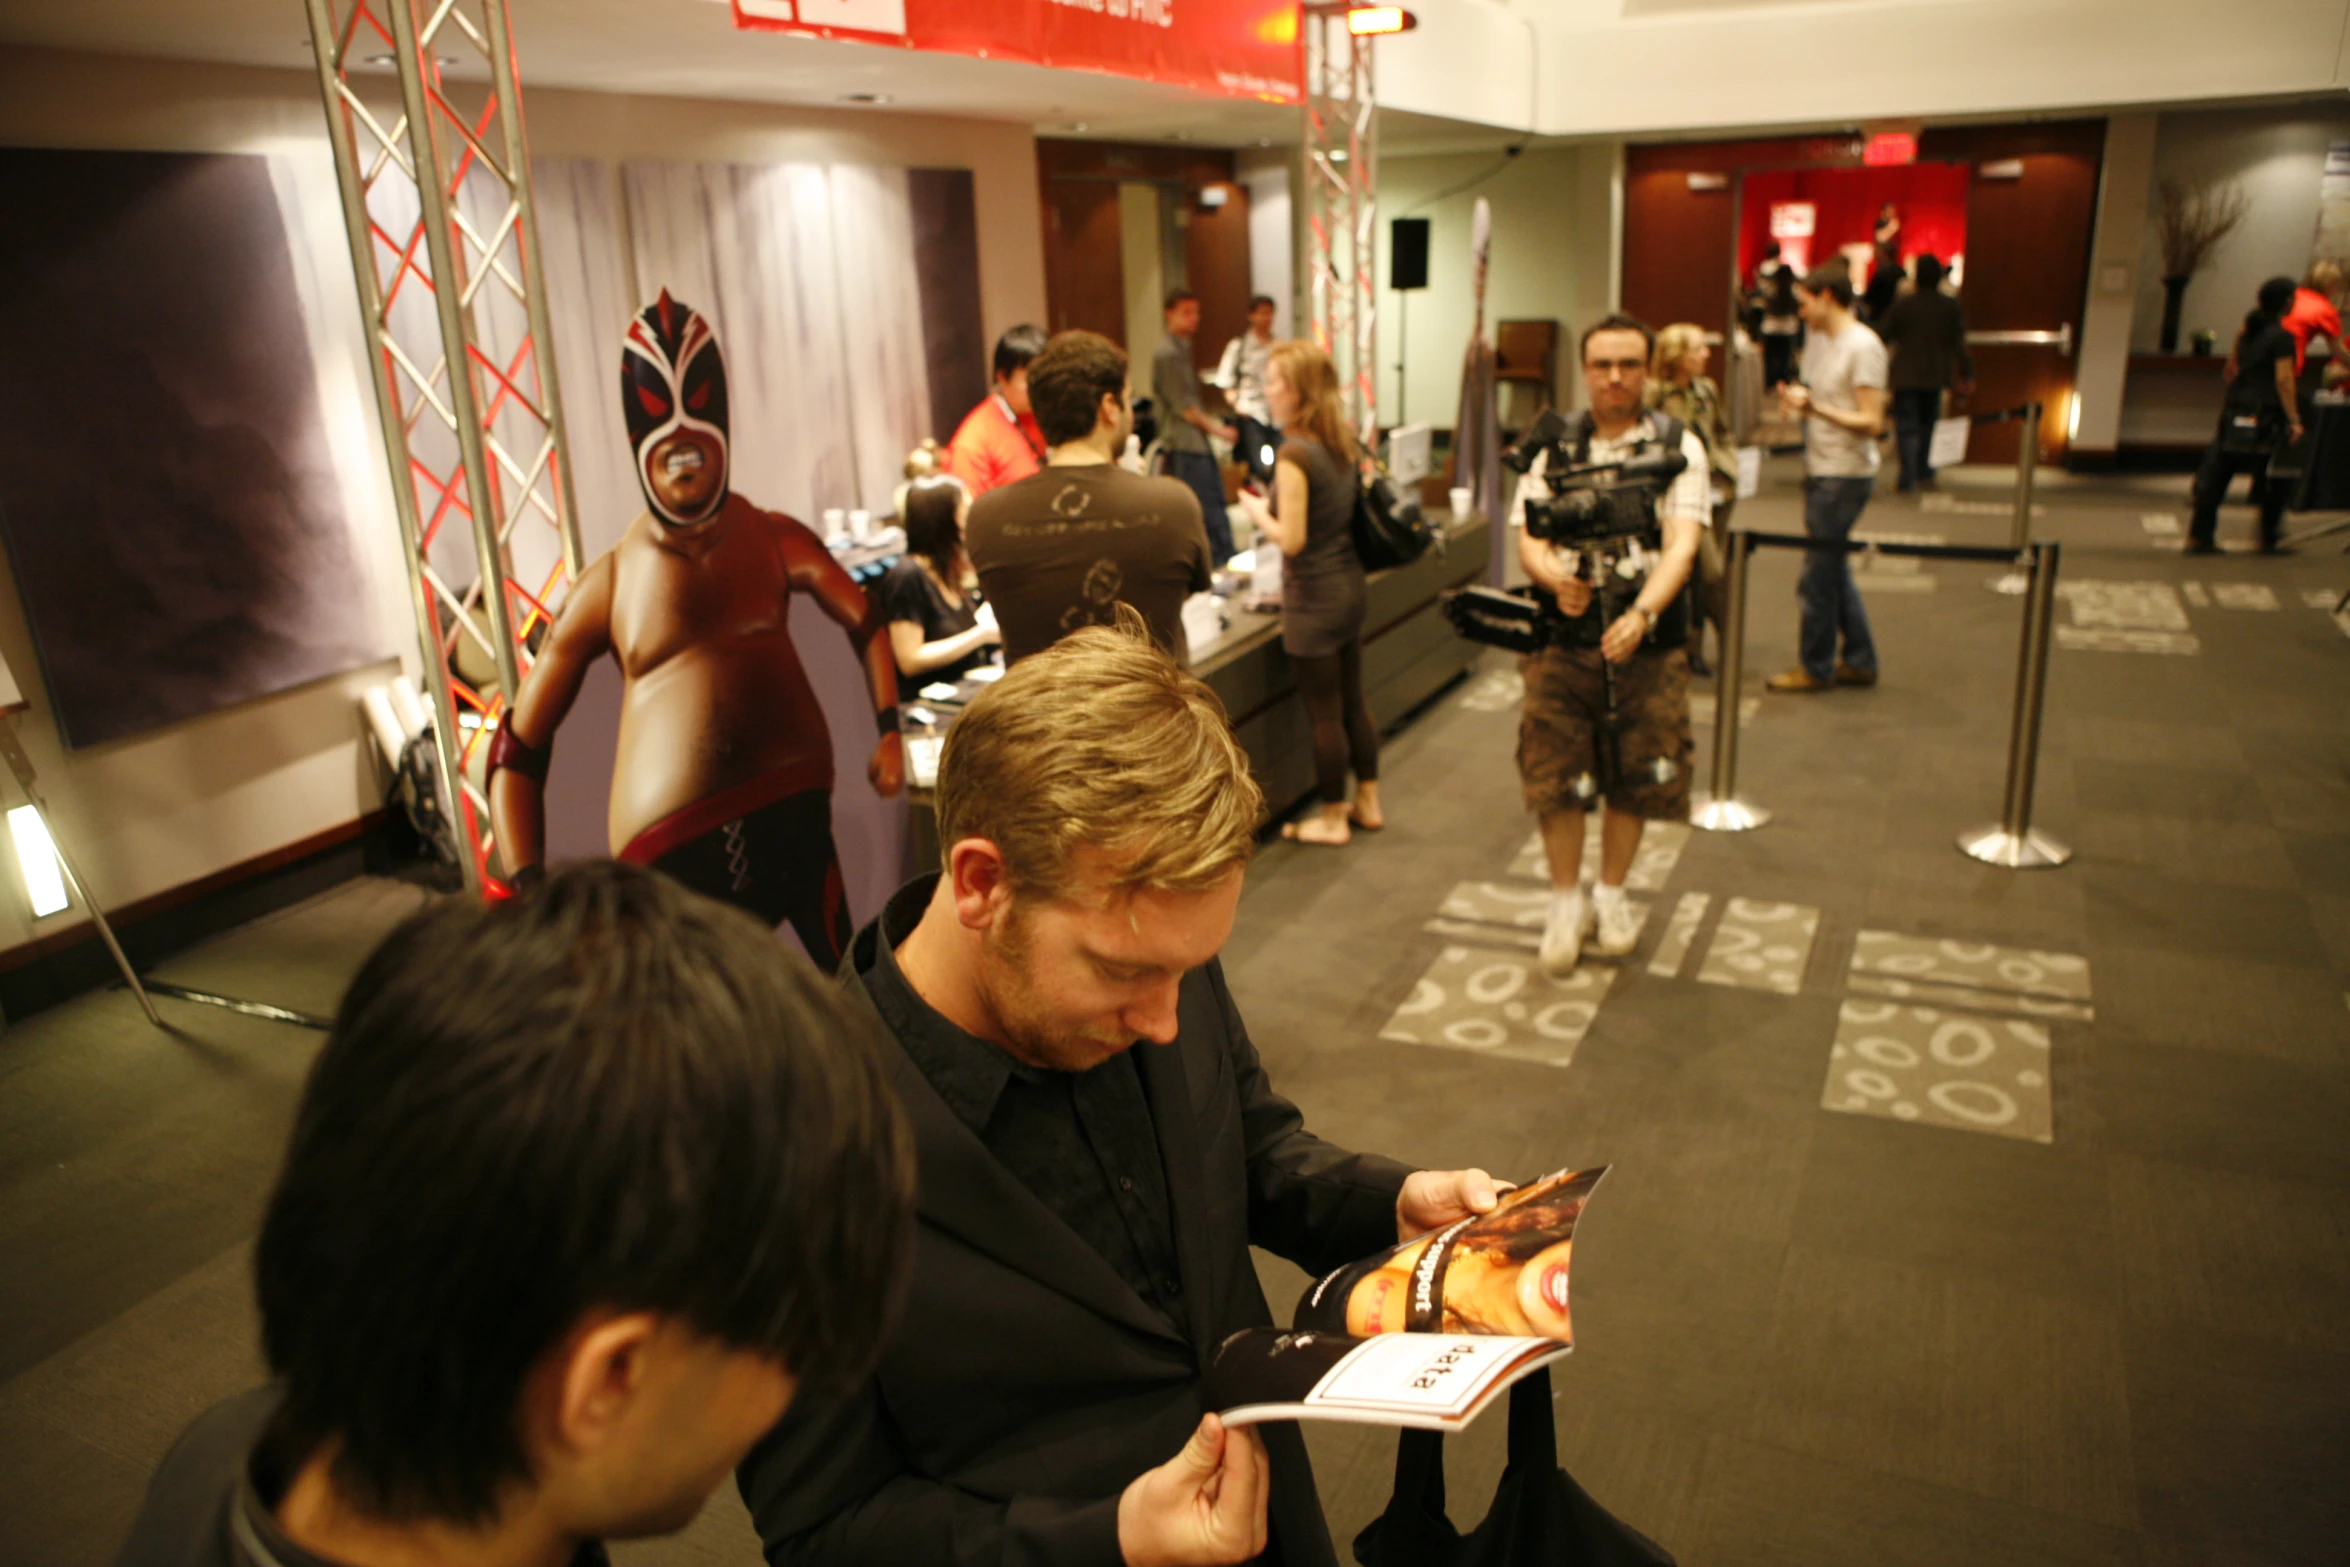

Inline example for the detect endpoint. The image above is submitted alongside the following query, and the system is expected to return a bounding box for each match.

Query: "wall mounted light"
[8,804,68,918]
[1346,6,1418,34]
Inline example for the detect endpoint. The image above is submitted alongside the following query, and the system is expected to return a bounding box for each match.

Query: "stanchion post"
[1692,529,1770,832]
[1986,402,2040,595]
[1959,539,2071,868]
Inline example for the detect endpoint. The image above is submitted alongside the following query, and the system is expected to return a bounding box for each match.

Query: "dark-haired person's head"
[1796,264,1855,327]
[901,475,968,576]
[253,862,913,1549]
[1914,252,1944,290]
[1580,312,1655,424]
[1247,295,1277,334]
[1027,330,1132,449]
[991,324,1049,416]
[1762,240,1782,263]
[1164,288,1201,338]
[2258,274,2298,319]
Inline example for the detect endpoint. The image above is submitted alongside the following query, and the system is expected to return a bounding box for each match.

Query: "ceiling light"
[1346,6,1417,34]
[1070,122,1090,133]
[838,91,893,104]
[365,51,459,68]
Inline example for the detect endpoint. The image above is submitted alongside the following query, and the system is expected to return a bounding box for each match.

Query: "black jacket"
[1878,287,1972,392]
[738,880,1415,1567]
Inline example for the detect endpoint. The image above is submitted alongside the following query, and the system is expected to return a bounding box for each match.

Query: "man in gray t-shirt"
[1150,290,1237,563]
[1769,266,1889,693]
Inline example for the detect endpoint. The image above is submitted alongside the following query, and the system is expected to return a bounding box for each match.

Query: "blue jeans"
[1164,449,1235,564]
[1891,388,1942,491]
[1800,475,1878,683]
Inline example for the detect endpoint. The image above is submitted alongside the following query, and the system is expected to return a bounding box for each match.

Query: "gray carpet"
[2,463,2345,1564]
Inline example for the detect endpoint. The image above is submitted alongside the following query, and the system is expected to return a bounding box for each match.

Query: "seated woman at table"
[880,476,1000,700]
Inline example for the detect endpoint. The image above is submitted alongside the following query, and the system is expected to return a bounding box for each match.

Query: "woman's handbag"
[1352,469,1440,571]
[1352,1370,1677,1567]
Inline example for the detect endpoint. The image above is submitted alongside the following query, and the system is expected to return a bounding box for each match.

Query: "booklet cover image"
[1206,1165,1608,1431]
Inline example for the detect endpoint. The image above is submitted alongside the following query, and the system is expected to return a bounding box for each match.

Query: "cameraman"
[1511,313,1707,975]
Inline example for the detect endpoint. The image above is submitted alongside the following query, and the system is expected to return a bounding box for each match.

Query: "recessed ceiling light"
[365,51,458,68]
[839,91,893,105]
[1070,122,1090,133]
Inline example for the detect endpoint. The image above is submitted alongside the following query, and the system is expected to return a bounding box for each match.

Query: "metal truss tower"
[303,0,583,894]
[1304,8,1380,447]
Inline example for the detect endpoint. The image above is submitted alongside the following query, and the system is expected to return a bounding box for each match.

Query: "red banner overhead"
[732,0,1302,103]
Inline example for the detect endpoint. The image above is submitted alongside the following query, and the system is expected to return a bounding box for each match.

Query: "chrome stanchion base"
[1956,824,2073,868]
[1984,570,2030,595]
[1692,793,1772,832]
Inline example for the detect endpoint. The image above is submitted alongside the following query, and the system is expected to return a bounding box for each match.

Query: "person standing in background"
[1768,266,1887,694]
[2190,276,2301,555]
[1863,203,1903,322]
[1646,323,1736,677]
[946,325,1049,496]
[1213,295,1281,485]
[1153,290,1238,564]
[1754,242,1802,390]
[969,331,1214,664]
[1237,341,1384,847]
[1876,252,1972,494]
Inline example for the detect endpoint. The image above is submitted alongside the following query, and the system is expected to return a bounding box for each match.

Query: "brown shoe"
[1765,667,1830,693]
[1834,662,1878,687]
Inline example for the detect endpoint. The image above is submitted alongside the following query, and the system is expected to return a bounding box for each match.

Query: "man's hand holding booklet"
[1205,1166,1607,1433]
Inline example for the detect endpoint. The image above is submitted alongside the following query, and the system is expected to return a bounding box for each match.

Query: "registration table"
[904,513,1491,861]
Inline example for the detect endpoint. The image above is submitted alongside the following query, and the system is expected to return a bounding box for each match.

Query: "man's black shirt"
[2230,320,2295,413]
[860,875,1188,1332]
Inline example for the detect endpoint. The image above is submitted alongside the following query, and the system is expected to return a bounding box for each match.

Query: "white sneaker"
[1540,890,1588,976]
[1590,884,1640,957]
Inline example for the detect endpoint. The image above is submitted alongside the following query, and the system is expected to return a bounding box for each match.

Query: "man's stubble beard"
[973,900,1128,1073]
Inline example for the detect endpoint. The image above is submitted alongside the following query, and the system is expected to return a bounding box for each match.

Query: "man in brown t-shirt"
[968,331,1214,665]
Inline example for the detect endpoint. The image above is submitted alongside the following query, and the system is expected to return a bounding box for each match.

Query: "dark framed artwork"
[0,148,382,749]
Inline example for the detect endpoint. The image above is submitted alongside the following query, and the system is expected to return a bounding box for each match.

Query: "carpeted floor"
[2,461,2345,1565]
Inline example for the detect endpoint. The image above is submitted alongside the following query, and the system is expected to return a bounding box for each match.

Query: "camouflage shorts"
[1517,644,1694,819]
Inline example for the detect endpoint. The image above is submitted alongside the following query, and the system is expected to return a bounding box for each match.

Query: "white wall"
[2074,113,2158,454]
[0,45,1045,959]
[1379,0,2350,140]
[2130,102,2350,351]
[1374,142,1622,428]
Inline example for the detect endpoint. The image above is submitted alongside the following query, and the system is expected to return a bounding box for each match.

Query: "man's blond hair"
[934,608,1263,901]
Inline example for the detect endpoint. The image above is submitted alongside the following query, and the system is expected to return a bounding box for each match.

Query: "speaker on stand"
[1390,217,1429,425]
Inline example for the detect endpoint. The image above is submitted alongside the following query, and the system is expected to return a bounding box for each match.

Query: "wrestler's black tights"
[648,789,852,969]
[1292,639,1379,805]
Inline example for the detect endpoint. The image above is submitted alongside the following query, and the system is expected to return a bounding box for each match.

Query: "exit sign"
[1865,132,1918,167]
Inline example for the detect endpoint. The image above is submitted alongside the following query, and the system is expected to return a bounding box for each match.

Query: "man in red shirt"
[947,324,1049,495]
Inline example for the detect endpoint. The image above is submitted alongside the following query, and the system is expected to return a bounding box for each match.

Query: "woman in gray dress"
[1237,341,1383,846]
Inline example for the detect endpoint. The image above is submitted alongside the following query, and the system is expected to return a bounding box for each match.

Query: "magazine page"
[1294,1165,1607,1341]
[1207,1328,1570,1432]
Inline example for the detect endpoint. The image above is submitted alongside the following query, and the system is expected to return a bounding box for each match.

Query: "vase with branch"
[2155,177,2250,354]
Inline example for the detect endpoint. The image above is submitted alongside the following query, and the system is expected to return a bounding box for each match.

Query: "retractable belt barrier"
[1692,529,2071,869]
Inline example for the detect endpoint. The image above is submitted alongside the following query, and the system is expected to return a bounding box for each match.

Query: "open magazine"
[1205,1165,1605,1433]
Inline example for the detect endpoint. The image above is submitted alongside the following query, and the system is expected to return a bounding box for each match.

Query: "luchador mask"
[622,290,730,528]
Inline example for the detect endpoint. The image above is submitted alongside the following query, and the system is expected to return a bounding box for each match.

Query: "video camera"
[1503,407,1688,548]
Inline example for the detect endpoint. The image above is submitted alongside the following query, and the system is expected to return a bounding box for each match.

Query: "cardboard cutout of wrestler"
[487,292,903,965]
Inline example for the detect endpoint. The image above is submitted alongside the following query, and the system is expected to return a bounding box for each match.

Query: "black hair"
[1247,294,1276,313]
[901,476,966,576]
[1027,330,1130,447]
[1579,311,1656,364]
[1914,252,1944,289]
[2257,275,2298,319]
[992,324,1048,383]
[1800,265,1855,308]
[1163,288,1198,314]
[1761,240,1781,262]
[253,862,914,1525]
